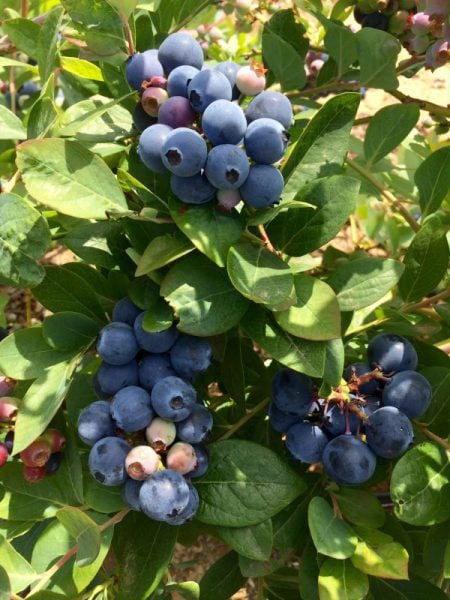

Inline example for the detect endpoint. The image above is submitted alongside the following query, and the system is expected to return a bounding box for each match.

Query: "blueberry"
[145,417,177,450]
[141,87,168,117]
[272,369,313,416]
[96,361,139,397]
[343,362,379,395]
[361,12,389,30]
[245,91,293,129]
[77,401,115,446]
[177,404,213,444]
[366,406,414,459]
[202,100,247,146]
[322,435,377,486]
[165,483,199,525]
[139,354,177,391]
[45,452,63,476]
[187,443,209,478]
[170,334,213,381]
[112,297,142,326]
[111,386,153,432]
[97,323,139,366]
[158,96,196,128]
[158,32,204,74]
[368,333,418,373]
[88,437,129,486]
[214,61,241,99]
[205,145,249,190]
[167,65,200,97]
[122,478,142,511]
[125,445,161,480]
[286,422,328,463]
[235,65,266,96]
[161,128,207,177]
[217,189,241,211]
[171,173,216,205]
[139,469,191,520]
[268,402,300,433]
[240,164,284,208]
[151,376,196,422]
[134,315,179,353]
[138,123,173,174]
[361,395,380,417]
[382,370,432,419]
[19,81,40,96]
[323,405,360,437]
[4,431,14,455]
[93,373,111,400]
[188,69,232,112]
[126,50,164,91]
[244,118,288,164]
[166,442,198,474]
[132,102,156,133]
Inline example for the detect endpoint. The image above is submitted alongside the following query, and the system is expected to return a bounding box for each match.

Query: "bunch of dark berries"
[126,31,293,210]
[269,333,432,486]
[78,296,213,526]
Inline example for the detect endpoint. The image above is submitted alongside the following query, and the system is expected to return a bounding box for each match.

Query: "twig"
[387,89,450,120]
[415,423,450,451]
[25,289,32,327]
[401,286,450,313]
[218,397,270,441]
[21,0,28,17]
[4,170,21,193]
[258,224,279,255]
[329,492,343,519]
[120,13,135,56]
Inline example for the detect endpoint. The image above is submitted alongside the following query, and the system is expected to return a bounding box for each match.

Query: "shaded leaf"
[56,507,102,567]
[199,552,245,600]
[43,312,100,351]
[355,28,401,88]
[351,527,409,580]
[0,535,37,593]
[216,520,273,561]
[136,233,193,276]
[308,497,357,559]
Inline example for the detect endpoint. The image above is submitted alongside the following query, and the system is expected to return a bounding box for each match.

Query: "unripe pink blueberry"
[197,24,207,36]
[425,38,450,68]
[309,59,325,75]
[23,465,46,483]
[217,189,241,211]
[145,417,176,450]
[209,27,223,41]
[125,445,161,480]
[141,87,168,117]
[236,0,253,10]
[411,12,433,35]
[0,442,8,467]
[236,65,266,96]
[166,442,197,474]
[0,397,18,421]
[20,438,52,467]
[0,376,16,397]
[148,75,167,89]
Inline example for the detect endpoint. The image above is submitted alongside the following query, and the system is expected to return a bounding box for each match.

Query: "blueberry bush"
[0,0,449,598]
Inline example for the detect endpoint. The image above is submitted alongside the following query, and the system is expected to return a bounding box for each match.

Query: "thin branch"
[415,423,450,451]
[218,397,270,441]
[258,224,279,255]
[4,170,21,193]
[120,13,135,56]
[387,89,450,120]
[401,286,450,313]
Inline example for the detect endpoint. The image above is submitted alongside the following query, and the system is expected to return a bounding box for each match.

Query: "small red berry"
[0,442,8,467]
[23,465,46,483]
[43,428,66,453]
[0,396,18,421]
[20,438,52,467]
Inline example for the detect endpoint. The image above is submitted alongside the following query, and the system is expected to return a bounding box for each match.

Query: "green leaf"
[318,558,369,600]
[227,241,296,309]
[169,197,242,268]
[128,276,160,310]
[135,233,193,276]
[84,472,125,514]
[56,507,102,567]
[262,9,307,91]
[37,5,64,84]
[106,0,138,17]
[390,442,450,526]
[0,57,37,69]
[0,193,51,287]
[2,18,40,59]
[43,312,100,351]
[355,28,401,88]
[398,214,449,303]
[0,326,78,379]
[13,359,75,455]
[0,105,27,140]
[33,265,107,324]
[335,489,385,529]
[351,527,409,580]
[73,518,113,593]
[323,21,357,77]
[275,274,340,340]
[199,552,246,600]
[369,575,449,600]
[196,440,306,527]
[64,221,124,269]
[364,104,419,165]
[0,565,10,600]
[0,535,37,593]
[444,539,450,578]
[161,253,249,336]
[27,93,58,140]
[282,94,360,193]
[268,175,360,256]
[60,57,104,81]
[16,138,128,219]
[415,146,450,216]
[114,512,178,600]
[142,301,173,332]
[299,542,320,600]
[165,582,199,600]
[327,258,404,311]
[241,305,326,377]
[420,367,450,437]
[323,338,345,388]
[308,497,357,559]
[0,487,57,521]
[216,520,273,561]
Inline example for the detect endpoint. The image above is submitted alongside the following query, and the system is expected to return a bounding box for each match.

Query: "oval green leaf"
[216,520,273,561]
[308,497,358,559]
[318,558,369,600]
[415,146,450,217]
[43,312,100,351]
[0,105,27,140]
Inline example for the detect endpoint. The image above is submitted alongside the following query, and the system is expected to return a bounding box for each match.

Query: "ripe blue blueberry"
[158,32,204,74]
[205,145,249,190]
[362,395,380,417]
[111,386,153,432]
[366,406,414,459]
[322,435,376,486]
[126,50,164,91]
[188,69,232,112]
[96,360,139,397]
[245,91,293,129]
[171,173,216,205]
[240,164,284,208]
[138,123,173,174]
[139,354,177,391]
[170,334,213,381]
[139,469,191,520]
[344,362,379,395]
[268,402,300,433]
[177,404,213,444]
[134,315,179,353]
[382,370,432,419]
[286,422,328,463]
[244,118,288,164]
[362,12,389,30]
[161,128,207,177]
[323,405,360,437]
[122,478,142,511]
[272,369,313,416]
[187,443,209,478]
[167,65,200,97]
[45,452,62,476]
[93,373,113,399]
[77,401,115,446]
[202,100,247,146]
[112,297,142,325]
[88,436,129,486]
[165,483,199,525]
[151,376,197,421]
[368,333,418,373]
[96,322,139,366]
[214,61,241,100]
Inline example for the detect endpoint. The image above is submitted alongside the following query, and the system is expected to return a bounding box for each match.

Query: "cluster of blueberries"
[77,296,213,525]
[127,31,293,210]
[269,333,432,486]
[353,0,449,69]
